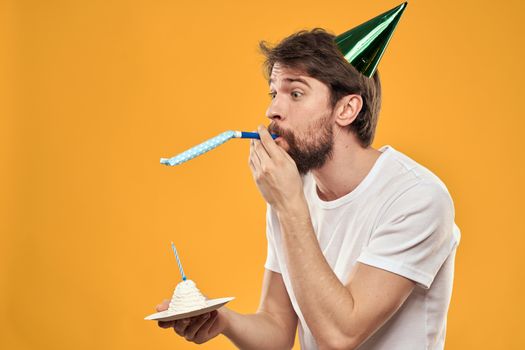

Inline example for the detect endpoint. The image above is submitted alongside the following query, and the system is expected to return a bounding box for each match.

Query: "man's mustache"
[268,123,292,139]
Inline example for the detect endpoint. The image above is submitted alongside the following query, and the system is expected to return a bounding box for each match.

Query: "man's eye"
[291,91,303,98]
[268,92,276,99]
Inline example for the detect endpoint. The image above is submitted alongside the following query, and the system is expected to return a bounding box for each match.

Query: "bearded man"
[155,4,461,349]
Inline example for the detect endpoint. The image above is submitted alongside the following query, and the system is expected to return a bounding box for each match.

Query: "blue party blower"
[160,130,278,166]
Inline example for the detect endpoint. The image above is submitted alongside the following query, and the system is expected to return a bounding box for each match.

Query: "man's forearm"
[277,197,357,349]
[221,307,294,350]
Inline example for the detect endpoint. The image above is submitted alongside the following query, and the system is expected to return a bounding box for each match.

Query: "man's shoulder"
[381,145,452,195]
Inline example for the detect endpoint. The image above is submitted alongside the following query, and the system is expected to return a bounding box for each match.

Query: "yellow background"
[2,0,524,349]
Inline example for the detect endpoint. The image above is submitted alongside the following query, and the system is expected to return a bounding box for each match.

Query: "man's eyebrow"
[268,77,311,88]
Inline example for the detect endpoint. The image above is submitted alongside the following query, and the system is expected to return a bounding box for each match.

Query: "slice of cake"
[168,279,207,313]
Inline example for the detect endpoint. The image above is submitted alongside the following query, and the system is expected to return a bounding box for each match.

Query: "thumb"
[279,147,295,164]
[156,299,170,312]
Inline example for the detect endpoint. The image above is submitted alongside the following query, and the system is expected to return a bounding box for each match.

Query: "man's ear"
[334,94,363,128]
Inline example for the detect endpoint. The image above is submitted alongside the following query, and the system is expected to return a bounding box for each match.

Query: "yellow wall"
[2,1,524,349]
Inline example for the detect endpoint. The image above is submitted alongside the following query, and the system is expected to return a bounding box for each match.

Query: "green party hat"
[335,2,408,77]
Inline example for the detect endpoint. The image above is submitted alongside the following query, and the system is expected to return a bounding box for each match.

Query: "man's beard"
[268,113,334,175]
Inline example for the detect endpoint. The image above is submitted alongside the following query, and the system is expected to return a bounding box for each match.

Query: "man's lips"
[274,136,288,148]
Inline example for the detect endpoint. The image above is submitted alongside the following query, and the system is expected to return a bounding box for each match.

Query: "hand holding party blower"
[160,130,278,166]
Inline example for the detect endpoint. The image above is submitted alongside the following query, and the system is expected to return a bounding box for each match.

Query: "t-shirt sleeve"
[357,181,459,289]
[264,204,281,273]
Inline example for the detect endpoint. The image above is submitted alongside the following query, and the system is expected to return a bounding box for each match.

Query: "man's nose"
[266,97,285,122]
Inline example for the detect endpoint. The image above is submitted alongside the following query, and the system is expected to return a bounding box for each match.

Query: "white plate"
[144,297,234,322]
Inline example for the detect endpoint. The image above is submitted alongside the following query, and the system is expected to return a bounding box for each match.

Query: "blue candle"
[171,242,187,281]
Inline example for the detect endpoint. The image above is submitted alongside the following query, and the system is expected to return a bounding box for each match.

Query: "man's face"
[266,63,335,175]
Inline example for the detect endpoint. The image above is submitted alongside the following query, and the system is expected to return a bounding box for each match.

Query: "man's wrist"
[275,194,310,223]
[218,307,233,338]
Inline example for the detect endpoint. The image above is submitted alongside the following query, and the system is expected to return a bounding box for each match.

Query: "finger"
[253,138,272,165]
[158,320,175,329]
[248,139,256,171]
[156,299,170,312]
[279,146,296,164]
[258,125,281,159]
[197,310,218,335]
[207,310,223,335]
[248,155,257,174]
[173,318,192,336]
[249,139,262,169]
[192,311,219,344]
[184,313,211,341]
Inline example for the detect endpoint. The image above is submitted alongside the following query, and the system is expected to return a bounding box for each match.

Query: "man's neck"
[311,138,382,202]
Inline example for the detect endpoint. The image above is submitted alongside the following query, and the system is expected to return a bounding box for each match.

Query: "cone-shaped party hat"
[335,2,408,77]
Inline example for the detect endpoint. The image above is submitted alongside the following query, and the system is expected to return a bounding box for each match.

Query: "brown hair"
[259,28,382,148]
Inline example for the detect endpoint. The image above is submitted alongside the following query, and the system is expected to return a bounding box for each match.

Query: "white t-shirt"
[264,145,461,350]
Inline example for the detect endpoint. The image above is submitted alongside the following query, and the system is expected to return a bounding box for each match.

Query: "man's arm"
[248,126,416,350]
[157,268,297,349]
[222,268,298,349]
[277,200,415,350]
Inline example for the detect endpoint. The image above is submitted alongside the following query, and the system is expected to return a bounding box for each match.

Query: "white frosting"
[168,279,207,313]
